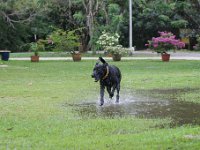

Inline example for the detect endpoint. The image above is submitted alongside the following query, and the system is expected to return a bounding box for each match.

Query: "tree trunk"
[82,0,102,51]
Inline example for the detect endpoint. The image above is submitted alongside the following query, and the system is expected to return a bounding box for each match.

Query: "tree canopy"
[0,0,199,51]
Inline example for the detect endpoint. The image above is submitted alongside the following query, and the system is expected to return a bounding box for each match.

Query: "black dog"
[91,57,121,106]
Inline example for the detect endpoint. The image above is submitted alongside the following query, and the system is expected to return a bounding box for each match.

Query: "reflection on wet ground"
[64,90,200,126]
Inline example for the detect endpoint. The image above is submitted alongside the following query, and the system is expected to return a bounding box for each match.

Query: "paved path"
[9,56,200,60]
[9,51,200,60]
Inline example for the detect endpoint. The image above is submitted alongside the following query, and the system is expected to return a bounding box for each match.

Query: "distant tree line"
[0,0,200,52]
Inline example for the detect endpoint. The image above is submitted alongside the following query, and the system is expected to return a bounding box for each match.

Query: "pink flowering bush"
[146,31,185,54]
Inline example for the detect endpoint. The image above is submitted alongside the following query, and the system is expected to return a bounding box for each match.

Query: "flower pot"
[31,56,39,62]
[0,50,10,61]
[161,53,170,62]
[72,53,81,61]
[112,54,121,61]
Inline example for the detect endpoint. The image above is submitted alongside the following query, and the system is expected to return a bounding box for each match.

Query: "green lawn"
[0,60,200,150]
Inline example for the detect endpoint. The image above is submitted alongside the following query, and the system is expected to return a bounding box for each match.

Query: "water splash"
[64,90,200,125]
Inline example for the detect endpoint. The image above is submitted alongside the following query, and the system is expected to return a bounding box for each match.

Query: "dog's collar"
[102,66,109,80]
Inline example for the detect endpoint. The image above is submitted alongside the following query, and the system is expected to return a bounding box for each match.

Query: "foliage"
[175,0,200,35]
[106,3,124,33]
[130,0,189,48]
[92,2,126,51]
[146,31,185,54]
[29,42,39,56]
[49,28,80,52]
[171,20,188,28]
[0,17,30,51]
[96,31,120,49]
[105,45,129,55]
[0,0,52,52]
[37,39,47,51]
[29,39,47,56]
[1,0,200,51]
[193,36,200,51]
[0,0,39,28]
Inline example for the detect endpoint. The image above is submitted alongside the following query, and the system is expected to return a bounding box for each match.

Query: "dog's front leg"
[100,84,105,106]
[116,83,120,103]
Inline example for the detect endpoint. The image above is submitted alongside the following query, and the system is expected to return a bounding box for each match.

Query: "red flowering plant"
[146,31,185,54]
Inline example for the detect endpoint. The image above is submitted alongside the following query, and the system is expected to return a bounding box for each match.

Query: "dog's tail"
[99,57,106,64]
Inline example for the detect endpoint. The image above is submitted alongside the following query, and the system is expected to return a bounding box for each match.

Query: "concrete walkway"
[9,56,200,61]
[9,51,200,61]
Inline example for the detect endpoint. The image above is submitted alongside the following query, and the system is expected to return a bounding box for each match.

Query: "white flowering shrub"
[105,45,129,55]
[96,31,120,48]
[97,31,128,56]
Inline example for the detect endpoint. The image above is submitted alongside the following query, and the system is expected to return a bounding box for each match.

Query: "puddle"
[141,88,200,95]
[64,91,200,126]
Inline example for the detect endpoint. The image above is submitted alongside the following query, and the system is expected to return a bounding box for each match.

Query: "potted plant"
[146,31,185,61]
[49,28,81,61]
[105,45,128,61]
[30,42,39,62]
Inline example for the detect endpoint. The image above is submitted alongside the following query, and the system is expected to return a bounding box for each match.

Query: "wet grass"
[0,60,200,149]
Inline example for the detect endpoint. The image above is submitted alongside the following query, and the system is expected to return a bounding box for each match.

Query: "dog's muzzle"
[91,74,99,82]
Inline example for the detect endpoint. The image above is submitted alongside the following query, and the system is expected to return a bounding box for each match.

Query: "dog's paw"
[99,101,104,106]
[99,103,104,106]
[115,100,119,104]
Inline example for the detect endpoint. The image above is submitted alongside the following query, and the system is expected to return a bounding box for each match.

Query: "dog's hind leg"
[106,86,113,99]
[116,84,120,103]
[110,84,117,99]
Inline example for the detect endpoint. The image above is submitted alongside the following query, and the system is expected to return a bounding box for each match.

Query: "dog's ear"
[99,57,107,64]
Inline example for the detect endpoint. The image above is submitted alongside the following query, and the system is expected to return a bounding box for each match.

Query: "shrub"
[146,31,185,54]
[193,36,200,51]
[49,28,80,52]
[96,31,120,49]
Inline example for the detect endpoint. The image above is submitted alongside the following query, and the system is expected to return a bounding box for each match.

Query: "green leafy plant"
[30,42,39,56]
[49,28,80,53]
[29,40,46,56]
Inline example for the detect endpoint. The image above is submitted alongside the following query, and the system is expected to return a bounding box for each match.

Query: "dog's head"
[91,57,108,82]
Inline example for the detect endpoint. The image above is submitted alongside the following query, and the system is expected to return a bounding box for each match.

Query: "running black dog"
[91,57,121,106]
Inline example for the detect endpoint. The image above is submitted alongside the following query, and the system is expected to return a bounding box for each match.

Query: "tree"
[174,0,200,35]
[129,0,188,48]
[81,0,104,50]
[0,0,39,28]
[1,0,198,51]
[0,0,50,51]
